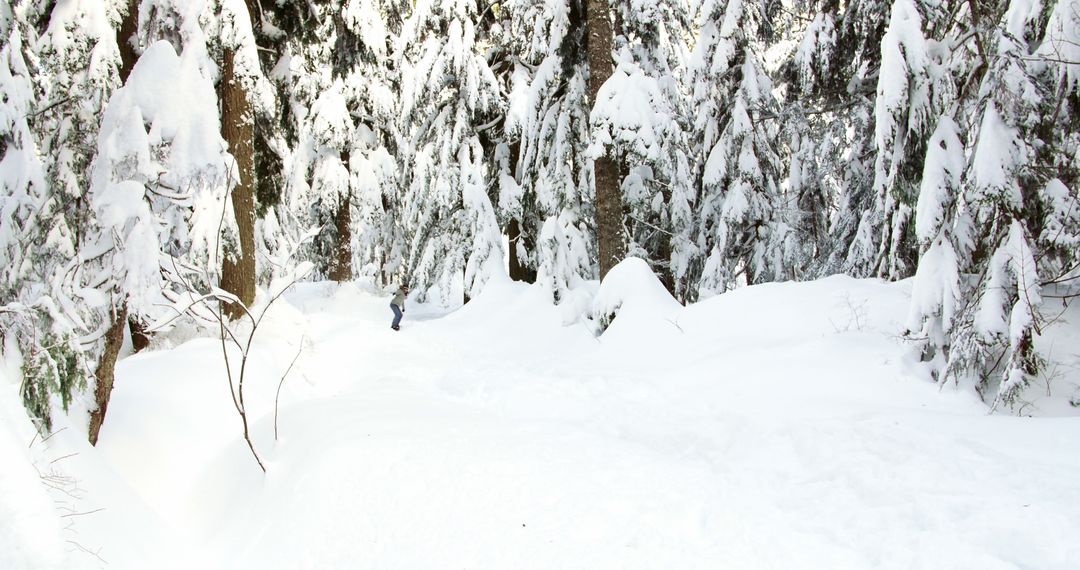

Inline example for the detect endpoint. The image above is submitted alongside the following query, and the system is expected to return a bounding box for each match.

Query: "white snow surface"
[4,265,1080,569]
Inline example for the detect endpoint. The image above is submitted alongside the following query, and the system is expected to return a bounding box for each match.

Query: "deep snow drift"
[3,266,1080,569]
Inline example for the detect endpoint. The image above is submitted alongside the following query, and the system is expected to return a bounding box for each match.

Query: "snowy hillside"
[4,270,1079,569]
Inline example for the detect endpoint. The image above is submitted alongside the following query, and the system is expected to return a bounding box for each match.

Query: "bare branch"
[275,337,304,441]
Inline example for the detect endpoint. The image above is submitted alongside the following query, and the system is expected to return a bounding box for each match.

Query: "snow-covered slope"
[4,265,1079,569]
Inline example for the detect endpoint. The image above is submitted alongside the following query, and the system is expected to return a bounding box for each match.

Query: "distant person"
[390,283,408,331]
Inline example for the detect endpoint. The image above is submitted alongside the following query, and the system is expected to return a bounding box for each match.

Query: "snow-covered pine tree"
[280,1,401,283]
[934,0,1069,410]
[846,0,948,280]
[597,0,693,297]
[687,0,785,298]
[278,6,351,282]
[1031,0,1080,288]
[79,10,233,439]
[397,0,505,303]
[0,2,91,430]
[779,0,888,278]
[769,8,834,280]
[500,0,596,304]
[907,115,965,380]
[337,0,406,284]
[36,0,124,264]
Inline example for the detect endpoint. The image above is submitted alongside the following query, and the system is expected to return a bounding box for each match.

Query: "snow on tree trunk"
[585,0,625,280]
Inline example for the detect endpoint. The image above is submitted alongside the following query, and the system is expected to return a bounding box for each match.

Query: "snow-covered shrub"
[591,257,681,334]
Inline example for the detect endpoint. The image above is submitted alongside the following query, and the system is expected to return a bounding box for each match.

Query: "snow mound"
[591,257,681,337]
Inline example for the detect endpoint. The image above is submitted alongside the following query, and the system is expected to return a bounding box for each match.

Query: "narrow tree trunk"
[505,141,536,282]
[88,0,143,446]
[117,0,139,84]
[585,0,624,280]
[329,189,353,282]
[220,47,257,319]
[507,218,528,282]
[88,304,129,446]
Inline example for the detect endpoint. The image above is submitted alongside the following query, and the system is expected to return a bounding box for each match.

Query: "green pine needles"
[19,332,86,432]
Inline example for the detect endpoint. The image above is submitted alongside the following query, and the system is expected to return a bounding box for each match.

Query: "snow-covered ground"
[4,266,1080,569]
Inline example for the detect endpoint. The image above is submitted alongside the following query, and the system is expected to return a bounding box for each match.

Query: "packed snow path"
[89,276,1080,569]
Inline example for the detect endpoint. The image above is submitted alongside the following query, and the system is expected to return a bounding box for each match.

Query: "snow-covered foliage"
[396,0,506,302]
[597,0,692,297]
[907,116,964,378]
[84,40,230,326]
[0,4,90,429]
[688,0,785,298]
[848,0,937,280]
[4,0,1080,440]
[500,0,595,305]
[277,1,401,282]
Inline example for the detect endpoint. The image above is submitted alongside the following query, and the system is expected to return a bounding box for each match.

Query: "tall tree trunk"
[220,47,257,319]
[585,0,624,280]
[120,0,152,349]
[329,183,353,282]
[505,141,536,282]
[88,304,128,446]
[87,1,142,445]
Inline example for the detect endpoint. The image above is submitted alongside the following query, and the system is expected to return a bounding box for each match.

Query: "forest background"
[1,0,1079,442]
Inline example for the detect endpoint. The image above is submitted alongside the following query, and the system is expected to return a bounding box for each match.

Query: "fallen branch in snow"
[59,507,106,518]
[66,540,107,565]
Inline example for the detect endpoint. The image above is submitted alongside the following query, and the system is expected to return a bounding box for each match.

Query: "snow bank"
[37,274,1080,569]
[0,357,65,570]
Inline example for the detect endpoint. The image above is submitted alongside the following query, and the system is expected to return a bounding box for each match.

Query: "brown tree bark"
[329,188,353,282]
[121,0,154,350]
[505,141,536,282]
[117,0,139,83]
[128,317,151,352]
[87,0,144,445]
[88,304,129,446]
[585,0,625,280]
[220,47,257,319]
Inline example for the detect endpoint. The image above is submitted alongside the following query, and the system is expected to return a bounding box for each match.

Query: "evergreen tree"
[500,0,595,304]
[601,0,692,296]
[79,7,234,439]
[0,2,88,431]
[687,0,785,298]
[281,1,402,283]
[585,0,625,280]
[909,0,1078,410]
[846,0,948,280]
[397,0,505,302]
[780,0,889,278]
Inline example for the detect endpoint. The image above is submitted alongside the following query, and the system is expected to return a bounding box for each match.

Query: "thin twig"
[275,337,304,442]
[42,427,68,444]
[49,453,78,465]
[65,540,107,565]
[59,508,105,518]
